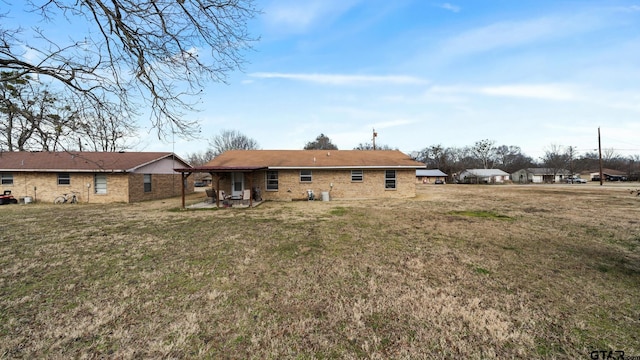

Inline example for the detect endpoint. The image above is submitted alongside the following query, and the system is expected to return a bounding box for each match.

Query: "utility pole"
[598,127,603,186]
[568,145,575,181]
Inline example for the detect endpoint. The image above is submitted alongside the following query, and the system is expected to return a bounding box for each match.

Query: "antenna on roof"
[372,128,378,150]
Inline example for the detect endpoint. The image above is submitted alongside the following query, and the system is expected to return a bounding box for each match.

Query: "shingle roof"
[0,151,189,172]
[205,150,426,169]
[462,169,510,177]
[520,168,570,175]
[416,169,448,177]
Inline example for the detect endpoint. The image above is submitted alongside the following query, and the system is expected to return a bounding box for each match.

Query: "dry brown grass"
[1,183,639,359]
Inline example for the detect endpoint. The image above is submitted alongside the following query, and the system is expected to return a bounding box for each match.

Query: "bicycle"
[54,191,78,204]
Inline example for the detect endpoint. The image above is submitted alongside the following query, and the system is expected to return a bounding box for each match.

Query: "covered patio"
[174,165,267,209]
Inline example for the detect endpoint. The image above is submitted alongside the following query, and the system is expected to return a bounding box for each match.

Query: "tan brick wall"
[202,169,416,201]
[208,172,260,199]
[207,169,416,201]
[2,172,192,203]
[1,172,128,203]
[129,173,192,203]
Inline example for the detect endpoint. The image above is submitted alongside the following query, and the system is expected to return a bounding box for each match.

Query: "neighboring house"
[416,169,448,184]
[176,150,426,203]
[0,151,192,203]
[458,169,510,184]
[589,168,627,181]
[511,168,571,184]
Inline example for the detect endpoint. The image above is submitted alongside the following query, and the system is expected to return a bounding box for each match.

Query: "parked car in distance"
[434,179,445,184]
[194,181,206,187]
[565,176,587,184]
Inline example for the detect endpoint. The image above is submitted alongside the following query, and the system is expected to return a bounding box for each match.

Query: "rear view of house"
[0,151,192,203]
[180,150,425,202]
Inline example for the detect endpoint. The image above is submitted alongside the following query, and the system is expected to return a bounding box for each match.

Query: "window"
[266,171,279,191]
[1,173,13,185]
[143,174,152,193]
[58,173,70,185]
[95,174,107,194]
[351,170,363,182]
[385,170,396,189]
[300,170,312,183]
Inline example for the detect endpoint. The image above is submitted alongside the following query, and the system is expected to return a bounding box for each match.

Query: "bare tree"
[416,144,448,169]
[304,133,338,150]
[0,74,73,151]
[353,142,395,150]
[76,110,139,152]
[0,73,32,151]
[185,149,216,167]
[208,129,259,156]
[471,139,496,169]
[494,145,534,173]
[1,1,259,138]
[0,71,136,151]
[541,144,569,179]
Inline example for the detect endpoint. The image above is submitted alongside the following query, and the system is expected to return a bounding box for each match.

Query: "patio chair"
[242,189,251,205]
[205,189,216,203]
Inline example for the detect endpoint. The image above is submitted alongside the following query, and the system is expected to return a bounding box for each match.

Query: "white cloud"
[427,83,579,101]
[619,5,640,12]
[249,72,427,85]
[438,3,461,13]
[264,0,362,33]
[372,118,414,129]
[438,13,603,59]
[480,85,578,101]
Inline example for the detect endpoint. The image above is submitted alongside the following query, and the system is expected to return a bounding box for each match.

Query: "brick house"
[458,169,510,184]
[416,169,448,184]
[511,168,571,183]
[176,150,425,205]
[0,151,192,203]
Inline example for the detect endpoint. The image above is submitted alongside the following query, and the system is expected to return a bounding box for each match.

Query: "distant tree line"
[184,132,639,180]
[415,140,535,177]
[415,140,640,180]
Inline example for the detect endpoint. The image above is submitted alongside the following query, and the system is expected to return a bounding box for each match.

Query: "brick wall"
[2,172,129,203]
[128,173,192,202]
[211,169,416,201]
[2,172,192,203]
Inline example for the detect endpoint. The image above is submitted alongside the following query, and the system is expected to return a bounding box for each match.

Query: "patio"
[174,165,267,209]
[186,199,263,209]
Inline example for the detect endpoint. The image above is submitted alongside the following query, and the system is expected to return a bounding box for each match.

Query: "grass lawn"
[1,184,639,358]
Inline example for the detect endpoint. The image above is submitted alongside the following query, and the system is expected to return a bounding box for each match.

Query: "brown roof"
[203,150,425,169]
[0,151,189,172]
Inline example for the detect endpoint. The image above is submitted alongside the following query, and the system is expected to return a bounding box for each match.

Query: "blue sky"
[160,0,640,160]
[7,1,640,160]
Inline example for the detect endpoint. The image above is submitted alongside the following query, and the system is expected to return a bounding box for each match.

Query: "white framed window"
[351,170,363,182]
[266,171,278,191]
[58,173,70,185]
[300,170,312,183]
[385,170,396,189]
[94,174,107,194]
[143,174,152,192]
[1,173,13,185]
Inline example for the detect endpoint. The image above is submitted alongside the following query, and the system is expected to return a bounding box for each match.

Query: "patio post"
[215,174,221,208]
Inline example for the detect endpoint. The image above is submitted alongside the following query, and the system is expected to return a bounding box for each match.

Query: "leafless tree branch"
[1,1,259,139]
